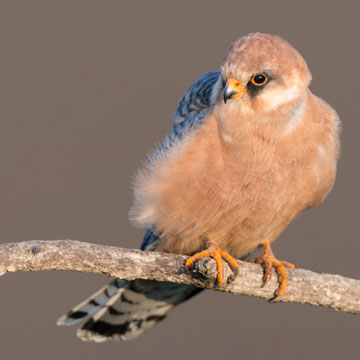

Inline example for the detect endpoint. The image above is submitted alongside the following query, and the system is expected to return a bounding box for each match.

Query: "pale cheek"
[259,85,301,111]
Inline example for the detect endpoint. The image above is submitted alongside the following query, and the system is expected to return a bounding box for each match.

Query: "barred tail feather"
[57,279,201,342]
[56,279,126,326]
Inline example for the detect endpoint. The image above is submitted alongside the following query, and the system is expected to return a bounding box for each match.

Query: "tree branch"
[0,239,359,315]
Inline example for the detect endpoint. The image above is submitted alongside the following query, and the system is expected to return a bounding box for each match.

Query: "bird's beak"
[223,78,247,104]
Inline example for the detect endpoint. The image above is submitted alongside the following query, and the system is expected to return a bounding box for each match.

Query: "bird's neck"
[215,92,309,152]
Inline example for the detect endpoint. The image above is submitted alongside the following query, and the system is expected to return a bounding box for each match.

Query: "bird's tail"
[57,278,200,342]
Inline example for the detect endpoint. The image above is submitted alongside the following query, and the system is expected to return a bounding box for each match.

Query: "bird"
[57,33,340,342]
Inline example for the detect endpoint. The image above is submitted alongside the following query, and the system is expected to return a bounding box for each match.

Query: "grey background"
[0,1,359,359]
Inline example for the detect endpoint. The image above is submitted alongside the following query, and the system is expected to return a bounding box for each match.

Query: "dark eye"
[250,73,268,86]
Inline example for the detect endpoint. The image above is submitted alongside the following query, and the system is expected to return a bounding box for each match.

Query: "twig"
[0,239,359,314]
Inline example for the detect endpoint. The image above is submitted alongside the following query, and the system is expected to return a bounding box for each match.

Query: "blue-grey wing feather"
[174,70,221,126]
[140,228,160,251]
[152,70,221,162]
[140,71,221,251]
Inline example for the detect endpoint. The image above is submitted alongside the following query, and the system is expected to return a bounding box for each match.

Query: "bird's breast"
[131,112,336,257]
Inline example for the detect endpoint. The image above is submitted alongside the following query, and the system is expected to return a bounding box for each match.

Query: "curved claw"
[185,242,239,285]
[249,240,295,299]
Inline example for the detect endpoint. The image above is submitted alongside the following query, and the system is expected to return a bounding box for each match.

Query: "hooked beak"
[223,78,247,104]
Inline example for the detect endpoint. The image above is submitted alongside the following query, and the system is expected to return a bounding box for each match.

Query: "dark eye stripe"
[247,73,270,96]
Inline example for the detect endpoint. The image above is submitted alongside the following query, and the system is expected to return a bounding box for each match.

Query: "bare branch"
[0,240,359,314]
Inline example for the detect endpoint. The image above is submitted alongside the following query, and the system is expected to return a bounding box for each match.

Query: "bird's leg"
[185,241,239,284]
[249,240,295,299]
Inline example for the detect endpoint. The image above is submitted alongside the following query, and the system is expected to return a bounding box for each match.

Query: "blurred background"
[0,1,359,359]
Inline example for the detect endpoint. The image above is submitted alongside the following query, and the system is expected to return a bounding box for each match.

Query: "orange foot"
[185,242,239,285]
[249,240,295,299]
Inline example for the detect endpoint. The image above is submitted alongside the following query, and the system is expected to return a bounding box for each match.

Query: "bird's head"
[218,33,312,138]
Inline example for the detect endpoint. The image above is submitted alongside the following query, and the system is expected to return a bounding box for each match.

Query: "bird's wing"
[152,70,222,160]
[140,70,222,250]
[174,70,221,126]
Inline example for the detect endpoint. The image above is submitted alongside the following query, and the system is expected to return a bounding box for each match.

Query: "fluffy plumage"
[57,33,340,341]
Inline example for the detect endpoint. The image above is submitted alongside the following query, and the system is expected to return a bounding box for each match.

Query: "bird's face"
[219,33,312,126]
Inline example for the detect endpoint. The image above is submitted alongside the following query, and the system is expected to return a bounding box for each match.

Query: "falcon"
[57,33,340,342]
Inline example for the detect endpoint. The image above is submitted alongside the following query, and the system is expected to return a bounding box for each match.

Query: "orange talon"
[249,240,294,299]
[185,242,239,285]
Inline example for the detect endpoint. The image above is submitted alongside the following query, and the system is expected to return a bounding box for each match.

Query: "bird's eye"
[250,73,268,86]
